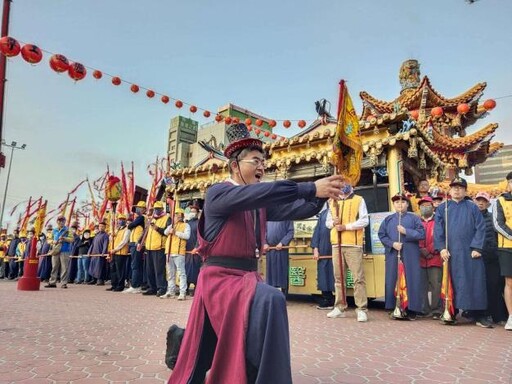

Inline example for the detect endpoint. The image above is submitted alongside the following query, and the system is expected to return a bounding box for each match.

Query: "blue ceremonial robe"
[310,209,334,292]
[37,239,52,279]
[265,221,294,288]
[67,235,81,283]
[378,212,425,312]
[185,218,201,285]
[434,199,487,310]
[88,232,109,280]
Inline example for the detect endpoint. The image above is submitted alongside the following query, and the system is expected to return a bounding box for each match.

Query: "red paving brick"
[1,280,511,383]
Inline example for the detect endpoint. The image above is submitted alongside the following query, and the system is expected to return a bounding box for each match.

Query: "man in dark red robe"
[167,123,344,384]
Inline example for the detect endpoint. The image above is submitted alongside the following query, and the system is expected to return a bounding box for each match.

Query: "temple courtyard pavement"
[0,280,510,383]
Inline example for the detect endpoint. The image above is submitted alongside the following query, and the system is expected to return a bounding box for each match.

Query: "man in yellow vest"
[161,210,190,300]
[493,171,512,331]
[325,181,369,322]
[124,201,146,294]
[108,214,131,292]
[144,201,171,297]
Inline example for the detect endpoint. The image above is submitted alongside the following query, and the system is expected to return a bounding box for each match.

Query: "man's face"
[419,202,434,218]
[98,224,106,232]
[57,219,65,228]
[418,180,430,194]
[475,197,490,211]
[233,150,265,185]
[189,209,198,219]
[432,199,442,208]
[393,199,409,213]
[450,185,466,200]
[174,213,183,223]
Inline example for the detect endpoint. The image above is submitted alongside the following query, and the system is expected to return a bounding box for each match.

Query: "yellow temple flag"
[33,201,47,236]
[331,81,362,186]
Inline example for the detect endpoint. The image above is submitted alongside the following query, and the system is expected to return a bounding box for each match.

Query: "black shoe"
[113,287,124,292]
[476,317,494,328]
[165,325,185,370]
[105,287,113,291]
[86,280,96,285]
[44,283,57,288]
[157,290,167,297]
[432,312,442,320]
[96,280,105,286]
[142,290,156,296]
[61,284,68,289]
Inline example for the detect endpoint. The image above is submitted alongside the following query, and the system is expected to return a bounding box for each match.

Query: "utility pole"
[0,140,26,229]
[0,0,13,170]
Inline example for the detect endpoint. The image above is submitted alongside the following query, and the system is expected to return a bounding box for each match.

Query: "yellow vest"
[17,242,26,258]
[165,221,187,256]
[329,195,364,246]
[145,215,169,251]
[0,240,6,260]
[130,219,144,243]
[113,227,130,255]
[497,196,512,248]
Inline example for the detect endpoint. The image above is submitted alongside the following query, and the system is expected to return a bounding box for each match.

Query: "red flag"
[121,162,130,214]
[441,261,455,316]
[395,261,409,311]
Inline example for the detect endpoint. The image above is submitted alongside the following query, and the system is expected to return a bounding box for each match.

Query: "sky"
[1,0,511,227]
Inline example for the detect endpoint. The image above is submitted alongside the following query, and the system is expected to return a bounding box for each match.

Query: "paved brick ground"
[0,280,511,383]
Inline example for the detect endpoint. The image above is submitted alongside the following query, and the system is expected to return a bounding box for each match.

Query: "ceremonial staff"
[441,191,455,323]
[392,159,407,319]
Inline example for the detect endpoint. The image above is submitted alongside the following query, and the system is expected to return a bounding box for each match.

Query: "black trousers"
[110,254,130,290]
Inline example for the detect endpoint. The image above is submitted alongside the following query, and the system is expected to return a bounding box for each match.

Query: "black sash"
[205,257,258,272]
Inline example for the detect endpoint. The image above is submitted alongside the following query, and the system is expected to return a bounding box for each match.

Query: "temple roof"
[428,123,498,152]
[360,76,486,119]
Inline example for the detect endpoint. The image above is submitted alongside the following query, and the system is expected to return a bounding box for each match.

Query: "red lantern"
[175,100,183,108]
[298,120,306,128]
[271,134,277,140]
[264,131,270,137]
[161,95,169,104]
[68,62,87,81]
[146,90,155,98]
[215,115,222,122]
[190,105,197,113]
[0,36,20,57]
[245,118,252,126]
[283,120,291,128]
[203,110,211,118]
[483,99,496,111]
[409,110,419,120]
[269,120,277,128]
[224,116,232,124]
[49,54,69,73]
[255,119,263,127]
[457,103,470,115]
[93,70,103,79]
[247,126,252,132]
[112,76,122,85]
[431,107,443,117]
[255,128,261,135]
[20,44,43,64]
[232,117,240,124]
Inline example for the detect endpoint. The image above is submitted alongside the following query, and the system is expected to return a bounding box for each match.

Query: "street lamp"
[0,140,27,229]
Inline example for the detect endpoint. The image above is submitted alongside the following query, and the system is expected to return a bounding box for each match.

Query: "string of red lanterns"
[0,36,315,142]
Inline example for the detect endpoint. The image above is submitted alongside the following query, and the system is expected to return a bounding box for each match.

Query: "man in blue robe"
[87,221,109,285]
[434,177,489,327]
[378,193,425,319]
[264,220,294,294]
[311,206,334,309]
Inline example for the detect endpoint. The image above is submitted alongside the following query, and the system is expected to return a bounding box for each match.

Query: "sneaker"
[316,304,334,310]
[177,293,186,301]
[327,307,346,318]
[357,310,368,322]
[476,317,494,329]
[505,317,512,331]
[44,283,57,288]
[61,284,68,289]
[160,292,172,299]
[432,312,442,320]
[122,287,136,294]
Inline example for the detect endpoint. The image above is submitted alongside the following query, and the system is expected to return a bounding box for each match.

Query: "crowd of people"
[310,174,511,331]
[0,202,202,301]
